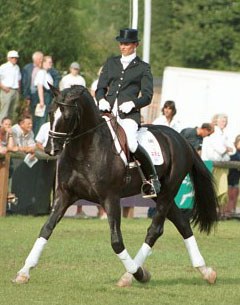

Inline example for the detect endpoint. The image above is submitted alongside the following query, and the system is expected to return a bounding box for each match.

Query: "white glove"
[119,101,135,114]
[99,98,111,112]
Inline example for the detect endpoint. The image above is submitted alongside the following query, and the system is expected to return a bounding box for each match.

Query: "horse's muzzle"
[44,142,62,156]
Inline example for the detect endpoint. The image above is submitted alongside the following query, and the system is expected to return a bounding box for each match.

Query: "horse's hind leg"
[167,203,217,284]
[13,194,69,284]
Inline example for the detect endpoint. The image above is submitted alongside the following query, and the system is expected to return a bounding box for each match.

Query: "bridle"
[48,99,79,145]
[48,93,118,146]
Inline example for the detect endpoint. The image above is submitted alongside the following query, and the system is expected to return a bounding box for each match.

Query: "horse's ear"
[48,83,60,97]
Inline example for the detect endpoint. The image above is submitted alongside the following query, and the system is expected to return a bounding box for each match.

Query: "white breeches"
[117,117,138,153]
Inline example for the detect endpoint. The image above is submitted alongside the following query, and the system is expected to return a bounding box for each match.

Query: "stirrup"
[141,180,158,199]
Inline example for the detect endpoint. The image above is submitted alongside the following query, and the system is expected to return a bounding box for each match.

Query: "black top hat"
[116,28,140,43]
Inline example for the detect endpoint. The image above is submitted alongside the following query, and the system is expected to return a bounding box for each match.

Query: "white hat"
[70,62,80,69]
[7,50,19,58]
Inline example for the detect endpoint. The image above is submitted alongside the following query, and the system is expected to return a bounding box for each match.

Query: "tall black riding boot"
[134,145,161,198]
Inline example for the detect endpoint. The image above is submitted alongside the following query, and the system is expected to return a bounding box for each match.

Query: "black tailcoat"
[96,55,153,125]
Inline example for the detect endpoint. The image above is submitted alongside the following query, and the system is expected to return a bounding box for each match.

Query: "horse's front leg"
[13,192,69,284]
[117,195,168,287]
[104,197,149,287]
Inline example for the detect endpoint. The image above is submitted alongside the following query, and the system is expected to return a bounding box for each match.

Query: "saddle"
[102,113,131,162]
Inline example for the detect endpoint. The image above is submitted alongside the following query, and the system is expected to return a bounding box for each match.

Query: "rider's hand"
[99,99,111,112]
[119,101,135,114]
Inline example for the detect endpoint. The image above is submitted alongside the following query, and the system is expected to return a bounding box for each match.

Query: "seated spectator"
[152,100,182,132]
[35,121,50,151]
[12,115,36,154]
[59,62,86,91]
[0,117,18,204]
[0,117,15,154]
[180,123,214,154]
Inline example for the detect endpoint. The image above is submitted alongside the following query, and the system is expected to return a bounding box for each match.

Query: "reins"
[49,88,123,148]
[49,108,118,144]
[69,114,117,141]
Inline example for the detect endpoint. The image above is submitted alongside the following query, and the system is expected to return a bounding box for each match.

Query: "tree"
[0,0,80,70]
[153,0,240,74]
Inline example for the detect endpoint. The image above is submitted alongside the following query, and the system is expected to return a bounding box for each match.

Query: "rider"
[95,28,160,198]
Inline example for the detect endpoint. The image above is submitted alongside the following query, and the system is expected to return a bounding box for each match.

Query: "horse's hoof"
[203,268,217,284]
[12,273,30,284]
[140,267,151,283]
[133,266,151,283]
[116,272,133,287]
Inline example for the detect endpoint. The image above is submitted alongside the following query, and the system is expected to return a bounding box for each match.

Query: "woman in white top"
[201,114,233,162]
[201,113,233,218]
[152,100,182,132]
[32,56,53,135]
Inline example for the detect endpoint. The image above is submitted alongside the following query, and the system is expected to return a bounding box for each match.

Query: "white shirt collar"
[121,52,136,64]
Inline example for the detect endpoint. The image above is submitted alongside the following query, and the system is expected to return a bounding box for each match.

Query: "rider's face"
[119,42,138,56]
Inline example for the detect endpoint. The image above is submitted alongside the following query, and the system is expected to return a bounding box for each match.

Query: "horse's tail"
[190,149,219,234]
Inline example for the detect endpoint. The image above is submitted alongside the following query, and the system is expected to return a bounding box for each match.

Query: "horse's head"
[45,84,95,156]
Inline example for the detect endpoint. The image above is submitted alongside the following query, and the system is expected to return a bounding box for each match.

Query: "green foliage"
[1,0,240,81]
[0,0,80,69]
[155,0,240,73]
[74,0,130,82]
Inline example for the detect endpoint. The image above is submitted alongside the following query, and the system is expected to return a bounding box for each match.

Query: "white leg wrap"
[18,237,47,276]
[117,249,138,274]
[134,243,152,267]
[184,236,205,267]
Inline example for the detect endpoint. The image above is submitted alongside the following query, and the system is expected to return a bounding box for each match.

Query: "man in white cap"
[0,50,21,122]
[59,62,86,91]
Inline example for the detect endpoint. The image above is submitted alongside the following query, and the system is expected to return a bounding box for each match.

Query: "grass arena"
[1,216,240,305]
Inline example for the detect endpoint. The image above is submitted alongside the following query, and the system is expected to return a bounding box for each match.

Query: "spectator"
[223,135,240,218]
[152,100,182,132]
[180,123,214,155]
[12,115,36,154]
[33,56,54,136]
[35,121,50,151]
[21,51,44,116]
[0,117,15,154]
[48,63,61,89]
[201,113,234,219]
[0,117,18,206]
[149,101,181,218]
[90,66,102,102]
[59,62,86,91]
[0,50,21,122]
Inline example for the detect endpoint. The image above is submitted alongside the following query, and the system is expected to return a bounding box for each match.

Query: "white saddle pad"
[137,127,164,165]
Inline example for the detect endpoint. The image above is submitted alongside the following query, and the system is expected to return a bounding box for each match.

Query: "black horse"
[14,85,218,286]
